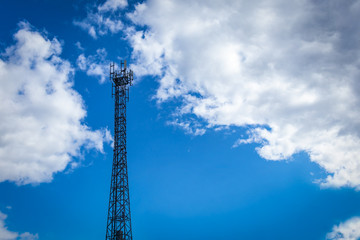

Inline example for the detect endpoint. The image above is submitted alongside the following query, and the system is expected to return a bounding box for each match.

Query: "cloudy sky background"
[0,0,360,239]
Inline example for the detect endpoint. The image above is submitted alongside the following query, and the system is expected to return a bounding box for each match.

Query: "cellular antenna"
[106,61,134,240]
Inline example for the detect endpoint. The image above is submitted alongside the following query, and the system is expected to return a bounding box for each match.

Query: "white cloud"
[126,0,360,189]
[327,217,360,240]
[74,13,123,39]
[76,48,109,83]
[0,22,111,185]
[18,233,38,240]
[75,41,84,51]
[98,0,128,12]
[0,212,17,240]
[0,211,38,240]
[167,119,206,136]
[74,0,128,38]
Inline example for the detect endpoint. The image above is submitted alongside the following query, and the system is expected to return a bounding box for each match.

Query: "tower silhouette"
[106,61,134,240]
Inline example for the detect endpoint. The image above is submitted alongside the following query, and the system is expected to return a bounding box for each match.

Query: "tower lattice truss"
[106,61,134,240]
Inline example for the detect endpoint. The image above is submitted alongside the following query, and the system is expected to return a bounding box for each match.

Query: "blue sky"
[1,0,360,239]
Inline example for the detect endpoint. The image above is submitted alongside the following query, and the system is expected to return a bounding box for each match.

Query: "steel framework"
[106,61,134,240]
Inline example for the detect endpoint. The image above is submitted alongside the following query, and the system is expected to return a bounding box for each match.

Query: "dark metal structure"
[106,60,134,240]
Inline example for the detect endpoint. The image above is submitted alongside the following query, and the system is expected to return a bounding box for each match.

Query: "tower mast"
[106,60,134,240]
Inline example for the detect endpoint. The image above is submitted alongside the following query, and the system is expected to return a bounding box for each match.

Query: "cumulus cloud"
[74,0,128,38]
[0,211,38,240]
[327,217,360,240]
[126,0,360,189]
[0,22,111,185]
[77,48,109,83]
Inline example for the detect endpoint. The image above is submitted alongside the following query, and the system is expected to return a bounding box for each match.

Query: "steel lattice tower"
[106,60,134,240]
